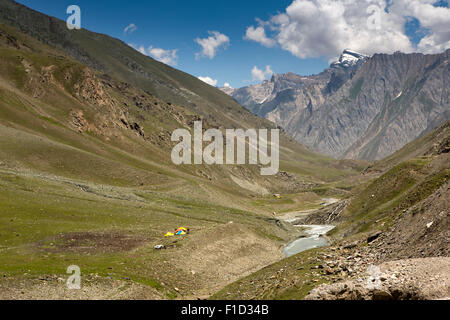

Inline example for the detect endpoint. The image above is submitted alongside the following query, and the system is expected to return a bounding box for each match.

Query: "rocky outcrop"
[306,257,450,300]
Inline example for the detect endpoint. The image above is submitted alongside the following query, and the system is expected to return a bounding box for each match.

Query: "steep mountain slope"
[223,49,449,161]
[0,23,314,213]
[0,0,366,184]
[327,122,449,257]
[303,121,449,241]
[0,2,367,299]
[225,50,365,122]
[0,0,275,132]
[0,1,366,187]
[366,120,450,173]
[314,50,449,160]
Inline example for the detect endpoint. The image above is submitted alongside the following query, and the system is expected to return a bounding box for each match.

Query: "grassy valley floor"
[0,164,352,299]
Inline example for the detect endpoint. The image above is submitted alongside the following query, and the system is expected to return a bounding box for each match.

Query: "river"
[281,198,339,258]
[283,225,335,257]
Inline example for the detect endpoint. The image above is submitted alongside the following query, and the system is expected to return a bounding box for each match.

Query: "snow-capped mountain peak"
[331,49,369,69]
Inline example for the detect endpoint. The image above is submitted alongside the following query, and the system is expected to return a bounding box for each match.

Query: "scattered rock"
[372,289,393,300]
[344,242,358,249]
[325,268,334,275]
[306,257,449,300]
[367,232,382,243]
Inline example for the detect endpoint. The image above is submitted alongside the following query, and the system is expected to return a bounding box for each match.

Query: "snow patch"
[331,49,369,69]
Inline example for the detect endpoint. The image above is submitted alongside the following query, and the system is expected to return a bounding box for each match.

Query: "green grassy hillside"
[0,22,362,201]
[0,5,364,298]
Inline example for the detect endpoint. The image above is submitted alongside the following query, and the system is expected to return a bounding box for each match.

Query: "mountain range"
[0,0,448,301]
[222,49,450,160]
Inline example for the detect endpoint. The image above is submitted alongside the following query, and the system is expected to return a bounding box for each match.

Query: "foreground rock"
[306,257,450,300]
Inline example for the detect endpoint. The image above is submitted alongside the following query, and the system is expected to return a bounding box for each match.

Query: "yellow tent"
[164,232,174,237]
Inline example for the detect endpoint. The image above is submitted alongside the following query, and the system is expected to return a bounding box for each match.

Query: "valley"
[212,121,450,300]
[0,0,448,301]
[0,2,362,298]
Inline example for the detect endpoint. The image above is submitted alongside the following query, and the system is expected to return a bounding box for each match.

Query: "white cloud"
[124,23,137,35]
[245,26,276,47]
[394,0,450,54]
[129,44,178,66]
[198,76,218,86]
[195,31,230,59]
[148,47,179,66]
[224,82,232,88]
[132,45,147,55]
[418,34,450,54]
[245,0,450,59]
[252,65,273,81]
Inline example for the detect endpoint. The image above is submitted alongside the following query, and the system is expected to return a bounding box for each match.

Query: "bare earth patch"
[36,231,152,254]
[170,223,285,298]
[0,275,162,300]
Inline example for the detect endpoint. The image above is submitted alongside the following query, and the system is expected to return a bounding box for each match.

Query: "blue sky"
[16,0,449,88]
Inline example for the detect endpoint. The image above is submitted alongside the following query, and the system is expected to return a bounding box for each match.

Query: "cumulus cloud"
[245,26,276,47]
[224,82,232,88]
[195,31,230,59]
[198,76,218,86]
[245,0,450,59]
[148,47,179,66]
[251,65,273,81]
[129,44,178,66]
[124,23,137,35]
[394,0,450,54]
[132,45,147,55]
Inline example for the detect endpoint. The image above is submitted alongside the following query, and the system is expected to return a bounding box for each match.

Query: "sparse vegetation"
[0,17,360,299]
[0,1,448,301]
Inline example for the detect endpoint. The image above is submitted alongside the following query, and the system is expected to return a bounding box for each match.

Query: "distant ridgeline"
[222,49,450,160]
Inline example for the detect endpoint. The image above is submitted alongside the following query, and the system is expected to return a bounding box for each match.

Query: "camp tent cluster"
[165,227,189,237]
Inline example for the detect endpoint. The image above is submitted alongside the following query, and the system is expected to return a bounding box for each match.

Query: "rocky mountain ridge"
[330,49,369,69]
[222,49,450,160]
